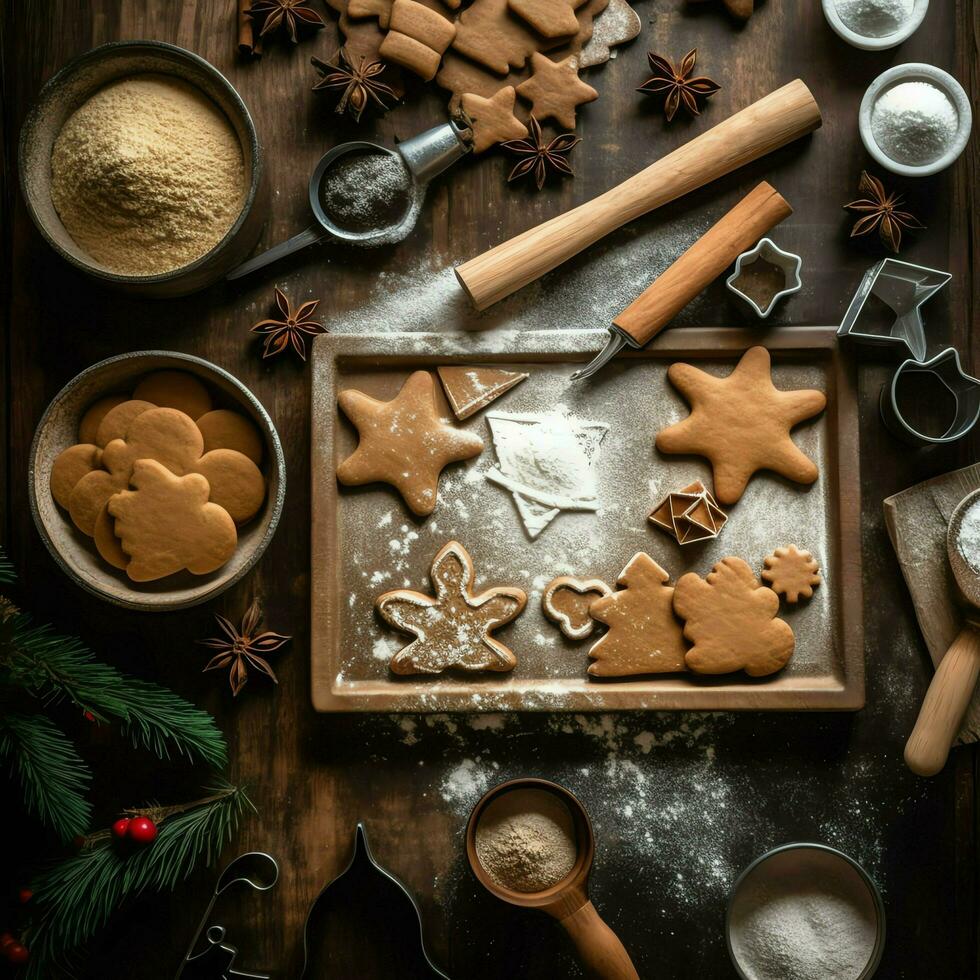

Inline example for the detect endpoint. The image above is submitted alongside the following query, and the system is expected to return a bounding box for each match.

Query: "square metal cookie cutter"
[838,259,980,446]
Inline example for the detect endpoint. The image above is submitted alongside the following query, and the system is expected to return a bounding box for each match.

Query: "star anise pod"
[637,49,721,121]
[843,170,923,254]
[312,48,396,122]
[501,116,581,191]
[200,599,290,697]
[247,0,325,43]
[251,286,327,361]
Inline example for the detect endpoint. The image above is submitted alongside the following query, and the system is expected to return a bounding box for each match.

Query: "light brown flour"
[50,74,245,276]
[475,788,578,893]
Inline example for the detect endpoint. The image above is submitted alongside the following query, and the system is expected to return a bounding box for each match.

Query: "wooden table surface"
[2,1,978,977]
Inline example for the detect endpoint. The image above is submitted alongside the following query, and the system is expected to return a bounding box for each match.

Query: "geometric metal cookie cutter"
[880,347,980,446]
[837,257,951,361]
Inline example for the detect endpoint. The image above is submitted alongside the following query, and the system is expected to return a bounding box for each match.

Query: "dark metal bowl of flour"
[725,843,886,980]
[19,40,267,298]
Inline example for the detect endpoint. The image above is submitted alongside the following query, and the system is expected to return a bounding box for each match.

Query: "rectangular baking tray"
[311,327,863,712]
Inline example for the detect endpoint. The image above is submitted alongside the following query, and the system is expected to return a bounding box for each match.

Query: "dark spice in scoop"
[319,151,414,234]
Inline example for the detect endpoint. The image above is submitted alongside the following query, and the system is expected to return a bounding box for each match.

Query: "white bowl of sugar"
[726,843,886,980]
[822,0,928,50]
[859,64,972,177]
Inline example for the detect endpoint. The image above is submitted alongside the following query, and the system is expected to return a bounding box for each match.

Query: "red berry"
[83,710,95,722]
[111,818,131,840]
[5,942,29,964]
[16,889,32,905]
[126,817,157,845]
[0,933,15,951]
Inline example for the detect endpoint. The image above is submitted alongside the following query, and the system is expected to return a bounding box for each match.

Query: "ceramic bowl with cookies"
[29,351,285,611]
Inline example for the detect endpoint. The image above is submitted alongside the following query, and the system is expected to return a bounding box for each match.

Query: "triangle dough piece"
[437,366,529,420]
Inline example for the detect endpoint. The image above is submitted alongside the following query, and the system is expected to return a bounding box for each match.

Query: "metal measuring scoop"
[466,778,640,980]
[227,120,471,280]
[905,488,980,776]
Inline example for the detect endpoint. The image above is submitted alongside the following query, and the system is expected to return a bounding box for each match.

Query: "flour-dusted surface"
[311,328,862,711]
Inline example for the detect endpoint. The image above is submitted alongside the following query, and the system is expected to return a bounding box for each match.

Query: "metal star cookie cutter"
[837,258,951,361]
[880,347,980,446]
[649,480,728,545]
[725,238,803,318]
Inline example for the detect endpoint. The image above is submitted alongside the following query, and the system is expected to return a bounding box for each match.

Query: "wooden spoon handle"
[905,624,980,776]
[613,181,791,346]
[558,900,640,980]
[455,79,821,310]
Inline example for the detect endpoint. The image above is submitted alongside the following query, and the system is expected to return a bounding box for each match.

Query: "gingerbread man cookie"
[762,545,822,603]
[337,371,484,516]
[655,347,827,506]
[515,54,597,129]
[673,556,795,677]
[108,459,238,582]
[459,87,528,153]
[376,540,526,674]
[541,575,612,640]
[588,553,688,676]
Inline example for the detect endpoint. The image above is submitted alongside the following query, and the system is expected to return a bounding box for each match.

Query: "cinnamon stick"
[238,0,261,57]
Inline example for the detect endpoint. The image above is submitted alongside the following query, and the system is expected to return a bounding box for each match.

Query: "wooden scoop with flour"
[905,488,980,776]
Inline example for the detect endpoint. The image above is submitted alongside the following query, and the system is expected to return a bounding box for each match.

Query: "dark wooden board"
[1,0,978,977]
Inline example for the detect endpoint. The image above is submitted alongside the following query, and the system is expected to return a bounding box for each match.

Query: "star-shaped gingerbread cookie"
[516,54,598,129]
[337,370,484,517]
[460,86,528,153]
[655,346,826,505]
[376,540,527,674]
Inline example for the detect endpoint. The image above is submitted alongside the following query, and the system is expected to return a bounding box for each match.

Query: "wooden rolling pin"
[571,182,792,380]
[456,79,820,311]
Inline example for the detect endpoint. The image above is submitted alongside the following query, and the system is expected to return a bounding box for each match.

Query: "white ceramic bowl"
[859,63,973,176]
[821,0,928,50]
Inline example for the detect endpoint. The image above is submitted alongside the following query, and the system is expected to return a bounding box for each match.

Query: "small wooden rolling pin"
[571,181,792,380]
[456,79,820,311]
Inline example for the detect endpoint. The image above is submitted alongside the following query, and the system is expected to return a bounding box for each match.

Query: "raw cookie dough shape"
[542,575,612,640]
[379,0,457,80]
[508,0,585,37]
[376,540,527,674]
[50,443,102,509]
[460,87,528,153]
[69,407,265,535]
[578,0,641,69]
[336,370,484,517]
[515,54,598,129]
[587,553,688,676]
[761,545,822,603]
[649,479,727,545]
[132,371,212,420]
[655,346,827,506]
[436,365,528,420]
[673,556,795,676]
[108,459,237,582]
[78,394,127,445]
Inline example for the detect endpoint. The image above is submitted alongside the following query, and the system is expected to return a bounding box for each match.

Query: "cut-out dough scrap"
[762,545,822,603]
[376,540,526,674]
[588,553,688,676]
[337,370,484,517]
[542,575,612,640]
[655,346,827,505]
[437,365,528,420]
[108,459,238,582]
[673,556,795,677]
[579,0,641,68]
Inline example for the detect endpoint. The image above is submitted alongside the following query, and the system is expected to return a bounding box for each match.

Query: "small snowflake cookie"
[761,545,821,603]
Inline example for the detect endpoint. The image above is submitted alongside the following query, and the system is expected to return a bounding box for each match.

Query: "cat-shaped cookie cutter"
[838,258,980,446]
[300,823,449,979]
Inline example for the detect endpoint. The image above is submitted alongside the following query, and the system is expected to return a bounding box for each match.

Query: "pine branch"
[24,783,253,978]
[3,614,227,769]
[0,713,92,843]
[0,547,14,584]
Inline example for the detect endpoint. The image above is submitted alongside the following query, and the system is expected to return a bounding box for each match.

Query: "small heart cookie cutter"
[838,259,980,446]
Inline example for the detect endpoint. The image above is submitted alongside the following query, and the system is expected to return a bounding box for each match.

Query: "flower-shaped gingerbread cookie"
[673,556,795,677]
[108,459,237,582]
[375,540,526,674]
[655,346,826,505]
[337,371,484,517]
[762,545,822,603]
[69,407,264,535]
[541,576,612,640]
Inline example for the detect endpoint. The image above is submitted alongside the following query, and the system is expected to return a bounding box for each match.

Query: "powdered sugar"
[956,497,980,575]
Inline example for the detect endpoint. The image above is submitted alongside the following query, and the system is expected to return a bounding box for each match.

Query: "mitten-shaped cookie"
[673,556,795,677]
